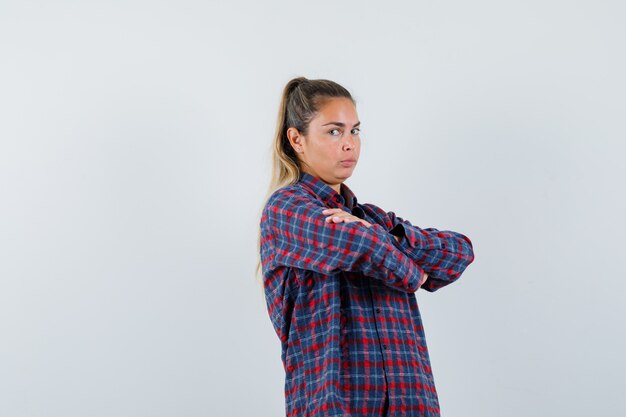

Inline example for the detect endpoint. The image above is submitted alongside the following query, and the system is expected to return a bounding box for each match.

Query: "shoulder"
[260,183,324,230]
[264,182,322,213]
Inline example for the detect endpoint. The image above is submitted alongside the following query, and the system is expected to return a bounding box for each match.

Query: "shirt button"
[375,307,381,314]
[383,344,388,350]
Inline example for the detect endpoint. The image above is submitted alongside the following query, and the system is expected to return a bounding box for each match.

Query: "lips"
[340,159,357,167]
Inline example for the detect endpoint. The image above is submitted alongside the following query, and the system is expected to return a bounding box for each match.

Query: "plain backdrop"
[1,1,625,416]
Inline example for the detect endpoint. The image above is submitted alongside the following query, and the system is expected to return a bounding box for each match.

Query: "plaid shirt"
[259,172,475,417]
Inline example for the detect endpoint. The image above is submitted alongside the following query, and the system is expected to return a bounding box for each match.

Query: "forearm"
[363,203,475,291]
[393,223,474,284]
[263,191,426,293]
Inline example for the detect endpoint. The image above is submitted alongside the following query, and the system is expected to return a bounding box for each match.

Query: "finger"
[326,213,353,223]
[325,215,345,223]
[336,215,360,223]
[325,211,348,219]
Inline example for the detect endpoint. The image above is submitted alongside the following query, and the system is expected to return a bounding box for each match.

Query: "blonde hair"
[254,76,355,290]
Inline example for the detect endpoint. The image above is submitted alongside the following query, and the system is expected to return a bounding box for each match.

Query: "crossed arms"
[261,189,475,293]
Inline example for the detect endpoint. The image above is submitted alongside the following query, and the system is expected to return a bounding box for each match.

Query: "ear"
[286,127,304,153]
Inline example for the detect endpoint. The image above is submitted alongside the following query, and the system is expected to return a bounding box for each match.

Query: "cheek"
[317,144,336,158]
[309,145,332,163]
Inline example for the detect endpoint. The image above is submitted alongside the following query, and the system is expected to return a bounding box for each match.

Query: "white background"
[1,1,625,416]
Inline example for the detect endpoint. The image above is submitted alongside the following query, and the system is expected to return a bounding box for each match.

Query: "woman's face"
[287,97,361,191]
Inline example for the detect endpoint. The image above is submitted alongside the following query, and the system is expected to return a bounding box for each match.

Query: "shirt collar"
[297,171,359,209]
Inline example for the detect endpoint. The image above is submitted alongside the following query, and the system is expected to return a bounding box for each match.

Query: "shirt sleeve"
[261,189,427,293]
[364,203,475,292]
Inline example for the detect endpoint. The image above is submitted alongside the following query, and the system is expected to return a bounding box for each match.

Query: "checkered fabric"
[259,172,475,416]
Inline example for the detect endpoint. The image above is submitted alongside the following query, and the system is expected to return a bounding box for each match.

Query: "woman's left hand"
[322,208,402,242]
[322,208,373,228]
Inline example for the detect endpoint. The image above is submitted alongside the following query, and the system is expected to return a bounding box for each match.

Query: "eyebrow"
[321,121,361,127]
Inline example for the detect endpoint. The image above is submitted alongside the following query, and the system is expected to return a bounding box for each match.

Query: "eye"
[351,127,361,135]
[329,128,341,136]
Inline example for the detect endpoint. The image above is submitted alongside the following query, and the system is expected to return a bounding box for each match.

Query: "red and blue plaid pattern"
[259,172,475,416]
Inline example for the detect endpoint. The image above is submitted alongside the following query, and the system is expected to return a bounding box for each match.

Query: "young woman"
[256,77,475,417]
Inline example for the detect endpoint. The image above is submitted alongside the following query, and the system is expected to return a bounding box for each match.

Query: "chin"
[337,170,354,180]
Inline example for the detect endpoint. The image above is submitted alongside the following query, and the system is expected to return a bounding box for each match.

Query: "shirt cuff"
[390,223,445,251]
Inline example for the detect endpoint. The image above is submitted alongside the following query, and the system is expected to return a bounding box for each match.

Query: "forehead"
[313,97,358,123]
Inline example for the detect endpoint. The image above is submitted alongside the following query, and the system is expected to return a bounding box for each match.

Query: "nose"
[342,132,357,150]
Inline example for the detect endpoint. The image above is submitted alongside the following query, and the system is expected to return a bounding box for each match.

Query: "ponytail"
[254,76,355,287]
